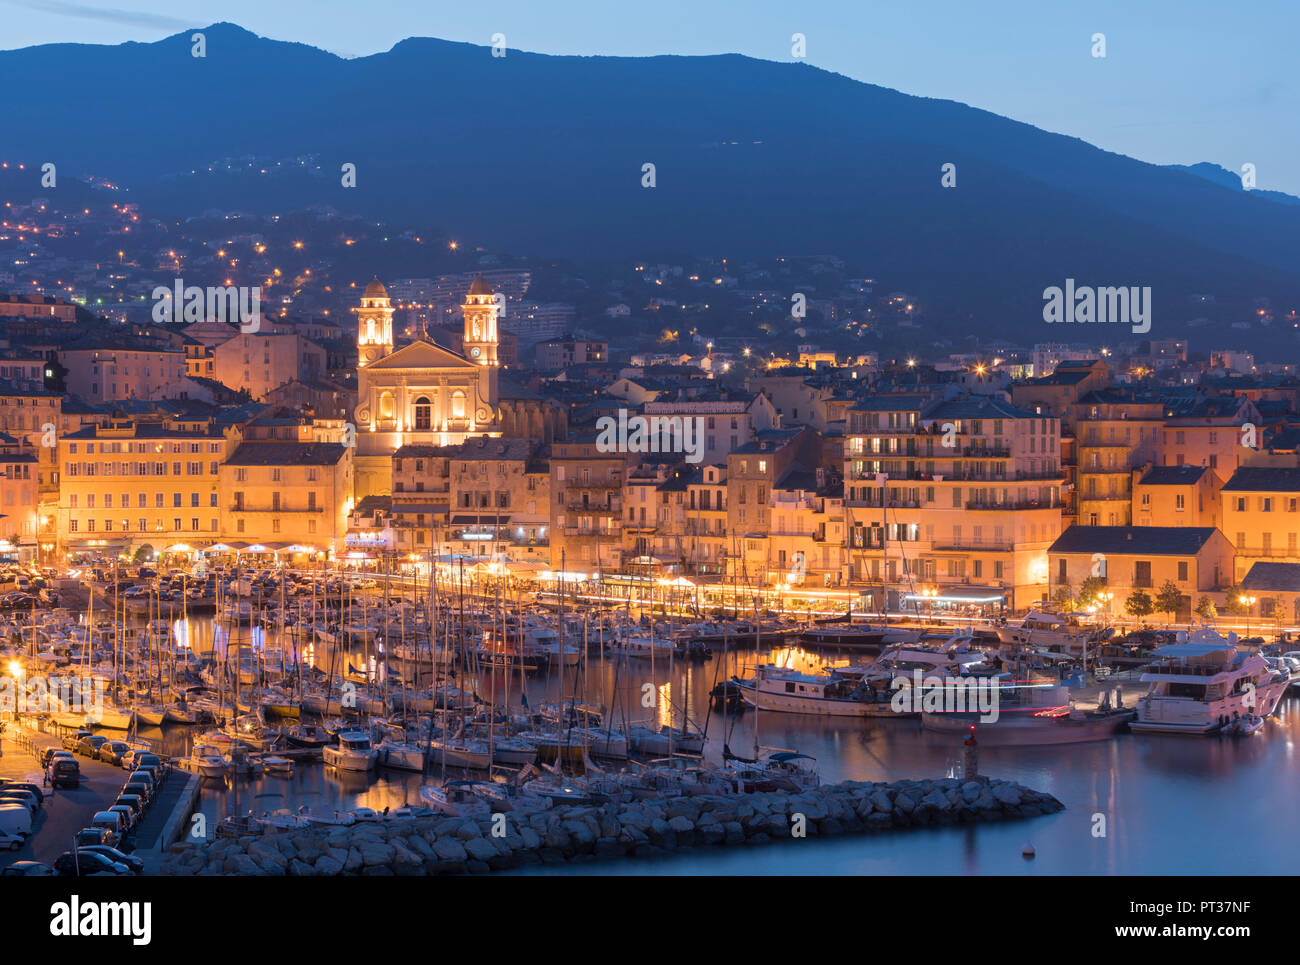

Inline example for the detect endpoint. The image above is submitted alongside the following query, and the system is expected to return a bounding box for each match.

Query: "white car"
[0,828,25,851]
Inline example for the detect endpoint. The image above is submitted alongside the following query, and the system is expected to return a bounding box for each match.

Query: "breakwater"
[161,776,1064,875]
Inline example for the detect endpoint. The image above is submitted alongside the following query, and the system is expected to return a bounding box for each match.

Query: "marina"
[3,560,1297,876]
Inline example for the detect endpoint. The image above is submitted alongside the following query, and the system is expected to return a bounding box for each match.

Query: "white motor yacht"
[1131,630,1290,735]
[322,731,379,771]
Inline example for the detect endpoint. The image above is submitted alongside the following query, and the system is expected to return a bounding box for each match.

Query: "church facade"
[353,277,503,498]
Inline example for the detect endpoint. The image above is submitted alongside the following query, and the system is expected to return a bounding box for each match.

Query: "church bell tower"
[356,276,394,368]
[463,276,500,368]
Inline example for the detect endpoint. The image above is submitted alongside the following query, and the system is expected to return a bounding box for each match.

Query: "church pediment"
[366,339,477,371]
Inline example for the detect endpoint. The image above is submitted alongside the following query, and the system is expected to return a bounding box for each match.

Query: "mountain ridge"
[3,22,1298,343]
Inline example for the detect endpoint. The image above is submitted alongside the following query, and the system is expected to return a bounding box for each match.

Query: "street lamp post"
[1239,595,1256,637]
[1099,590,1114,626]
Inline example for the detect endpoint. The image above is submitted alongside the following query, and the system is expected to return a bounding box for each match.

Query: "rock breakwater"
[162,776,1064,876]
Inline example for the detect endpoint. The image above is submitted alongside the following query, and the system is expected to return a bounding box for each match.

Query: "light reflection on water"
[162,616,1300,873]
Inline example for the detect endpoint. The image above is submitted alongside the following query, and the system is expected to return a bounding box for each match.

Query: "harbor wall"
[159,776,1064,875]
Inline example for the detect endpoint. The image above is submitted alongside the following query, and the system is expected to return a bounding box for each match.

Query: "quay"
[160,775,1064,875]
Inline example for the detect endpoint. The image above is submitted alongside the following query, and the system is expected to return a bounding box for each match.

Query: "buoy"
[1022,843,1036,858]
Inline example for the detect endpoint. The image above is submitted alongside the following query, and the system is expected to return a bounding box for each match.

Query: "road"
[0,727,134,868]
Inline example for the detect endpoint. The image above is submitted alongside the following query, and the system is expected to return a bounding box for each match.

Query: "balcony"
[965,498,1060,512]
[230,505,323,513]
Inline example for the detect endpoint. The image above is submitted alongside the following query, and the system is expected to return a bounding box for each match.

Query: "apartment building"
[646,464,729,578]
[1131,465,1222,529]
[640,392,779,466]
[221,442,352,557]
[0,433,39,557]
[57,416,235,554]
[843,395,1063,612]
[447,437,550,562]
[1158,395,1259,478]
[1219,466,1300,580]
[1072,390,1164,526]
[1048,526,1232,621]
[59,340,188,402]
[549,437,630,572]
[726,428,823,582]
[211,332,327,401]
[390,444,451,556]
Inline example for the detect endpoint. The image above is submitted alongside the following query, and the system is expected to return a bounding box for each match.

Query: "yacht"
[420,782,493,818]
[922,678,1134,744]
[1131,631,1290,736]
[322,731,379,771]
[992,610,1096,657]
[736,665,897,717]
[189,744,229,780]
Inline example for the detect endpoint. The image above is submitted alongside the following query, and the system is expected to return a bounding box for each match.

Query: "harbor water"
[148,615,1300,875]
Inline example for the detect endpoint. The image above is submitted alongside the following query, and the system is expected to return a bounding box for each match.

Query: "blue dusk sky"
[2,0,1295,194]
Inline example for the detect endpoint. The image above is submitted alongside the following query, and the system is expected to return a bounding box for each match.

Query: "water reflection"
[157,614,1300,873]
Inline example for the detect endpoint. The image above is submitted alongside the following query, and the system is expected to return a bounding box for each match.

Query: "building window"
[414,396,432,430]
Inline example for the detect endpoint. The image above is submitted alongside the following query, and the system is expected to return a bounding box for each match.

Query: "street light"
[1239,595,1256,637]
[1098,590,1114,625]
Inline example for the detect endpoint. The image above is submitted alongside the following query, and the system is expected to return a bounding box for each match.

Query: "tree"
[1078,576,1108,610]
[1154,580,1183,624]
[1223,584,1249,616]
[1052,583,1074,612]
[1195,596,1217,621]
[1125,589,1154,622]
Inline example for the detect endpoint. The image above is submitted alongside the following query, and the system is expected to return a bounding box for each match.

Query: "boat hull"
[922,709,1135,744]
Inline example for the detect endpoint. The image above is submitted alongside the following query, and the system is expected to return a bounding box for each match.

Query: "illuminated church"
[352,276,565,498]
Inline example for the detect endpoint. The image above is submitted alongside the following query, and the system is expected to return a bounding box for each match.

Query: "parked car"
[76,735,109,758]
[62,730,93,752]
[0,828,25,851]
[115,790,146,813]
[0,804,33,839]
[122,776,154,802]
[0,781,44,805]
[87,813,122,847]
[98,741,132,766]
[54,851,130,877]
[0,789,40,814]
[47,757,80,789]
[1,861,53,876]
[76,845,143,874]
[120,749,161,770]
[73,827,114,849]
[107,804,137,833]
